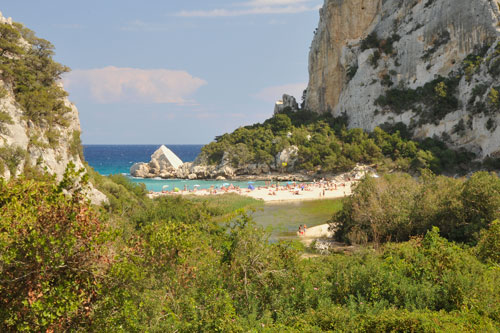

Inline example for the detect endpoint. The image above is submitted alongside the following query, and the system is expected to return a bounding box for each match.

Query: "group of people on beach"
[298,224,307,236]
[264,179,349,197]
[148,175,353,199]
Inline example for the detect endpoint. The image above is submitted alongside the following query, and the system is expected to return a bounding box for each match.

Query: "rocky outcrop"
[0,12,106,204]
[130,145,305,180]
[0,82,85,179]
[276,146,299,170]
[274,94,299,114]
[130,145,184,178]
[305,0,500,158]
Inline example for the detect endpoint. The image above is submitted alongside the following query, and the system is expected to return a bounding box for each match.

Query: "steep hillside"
[0,12,105,202]
[305,0,500,158]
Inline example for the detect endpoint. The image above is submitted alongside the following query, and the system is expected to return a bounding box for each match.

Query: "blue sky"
[1,0,322,144]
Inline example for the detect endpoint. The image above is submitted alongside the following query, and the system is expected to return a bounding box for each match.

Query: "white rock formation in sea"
[150,145,183,169]
[305,0,500,158]
[130,145,184,178]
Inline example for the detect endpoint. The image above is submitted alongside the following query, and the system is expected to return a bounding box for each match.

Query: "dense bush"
[2,170,500,331]
[375,76,460,123]
[334,171,500,245]
[200,109,473,175]
[0,167,112,331]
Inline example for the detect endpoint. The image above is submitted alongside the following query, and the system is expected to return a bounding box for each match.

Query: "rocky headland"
[130,144,312,181]
[130,144,375,181]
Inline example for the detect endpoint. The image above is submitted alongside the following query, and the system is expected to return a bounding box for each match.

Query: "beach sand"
[148,181,354,203]
[297,224,334,247]
[243,182,353,203]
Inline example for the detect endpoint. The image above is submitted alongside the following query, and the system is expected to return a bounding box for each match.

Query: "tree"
[268,114,292,133]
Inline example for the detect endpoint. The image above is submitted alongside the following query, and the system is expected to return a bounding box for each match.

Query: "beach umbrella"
[223,183,230,187]
[247,181,255,184]
[162,185,169,190]
[248,184,255,190]
[174,187,180,192]
[194,184,200,187]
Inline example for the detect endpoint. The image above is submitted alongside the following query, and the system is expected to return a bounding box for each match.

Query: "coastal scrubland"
[1,166,500,332]
[199,108,478,176]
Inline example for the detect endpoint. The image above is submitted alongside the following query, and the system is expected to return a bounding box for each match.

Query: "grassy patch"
[297,198,343,216]
[251,198,344,240]
[185,193,264,216]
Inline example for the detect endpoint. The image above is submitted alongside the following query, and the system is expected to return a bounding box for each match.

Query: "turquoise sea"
[83,145,267,191]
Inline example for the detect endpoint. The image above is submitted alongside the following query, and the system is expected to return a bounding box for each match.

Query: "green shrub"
[0,110,13,124]
[0,86,7,98]
[69,130,83,159]
[0,172,112,332]
[0,145,25,176]
[375,76,459,123]
[0,110,13,134]
[476,220,500,264]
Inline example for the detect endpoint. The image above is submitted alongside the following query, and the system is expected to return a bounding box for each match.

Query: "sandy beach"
[148,181,354,203]
[297,223,334,246]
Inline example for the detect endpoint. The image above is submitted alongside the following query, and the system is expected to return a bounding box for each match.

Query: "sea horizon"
[83,144,204,177]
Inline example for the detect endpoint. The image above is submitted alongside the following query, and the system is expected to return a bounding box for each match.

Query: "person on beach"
[298,225,303,236]
[303,224,307,234]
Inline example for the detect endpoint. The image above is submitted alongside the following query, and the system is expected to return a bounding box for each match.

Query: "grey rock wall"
[305,0,500,158]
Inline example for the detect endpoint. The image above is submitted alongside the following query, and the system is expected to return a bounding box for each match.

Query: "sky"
[1,0,322,144]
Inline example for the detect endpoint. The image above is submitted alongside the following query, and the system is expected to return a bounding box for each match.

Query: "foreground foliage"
[1,170,500,331]
[0,167,111,331]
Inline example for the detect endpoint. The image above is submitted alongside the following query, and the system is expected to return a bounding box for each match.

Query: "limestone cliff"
[305,0,500,158]
[0,12,106,203]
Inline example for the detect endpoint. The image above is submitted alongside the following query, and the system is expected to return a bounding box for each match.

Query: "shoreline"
[147,180,354,203]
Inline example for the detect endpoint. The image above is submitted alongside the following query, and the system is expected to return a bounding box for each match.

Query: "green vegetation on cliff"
[200,108,474,175]
[0,19,79,176]
[0,21,71,128]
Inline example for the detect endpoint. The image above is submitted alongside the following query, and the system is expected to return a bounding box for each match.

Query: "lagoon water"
[83,144,267,191]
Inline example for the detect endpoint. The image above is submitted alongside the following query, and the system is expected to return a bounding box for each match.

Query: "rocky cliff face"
[306,0,500,158]
[0,81,85,180]
[0,12,106,203]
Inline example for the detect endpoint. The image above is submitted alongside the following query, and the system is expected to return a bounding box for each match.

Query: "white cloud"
[254,83,306,103]
[63,66,207,105]
[176,0,321,17]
